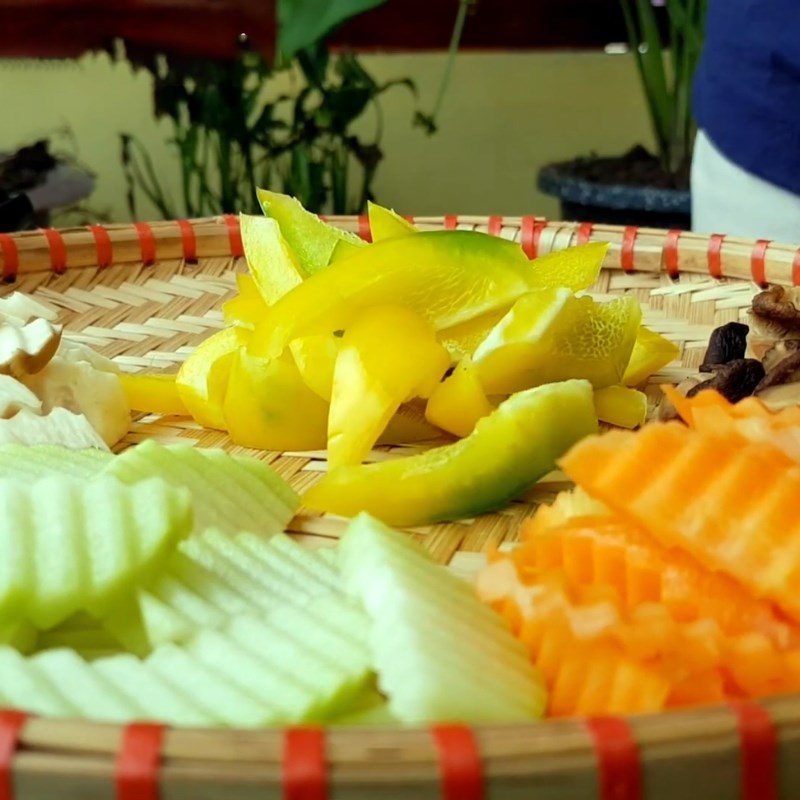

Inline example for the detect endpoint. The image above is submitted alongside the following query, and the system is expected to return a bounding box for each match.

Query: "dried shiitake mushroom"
[761,339,800,373]
[687,359,765,403]
[757,382,800,412]
[755,351,800,393]
[699,322,749,372]
[750,286,800,337]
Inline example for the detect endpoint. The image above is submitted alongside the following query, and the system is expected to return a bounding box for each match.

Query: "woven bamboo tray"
[0,215,798,800]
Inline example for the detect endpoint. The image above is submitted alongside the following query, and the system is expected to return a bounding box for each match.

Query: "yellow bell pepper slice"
[288,333,340,401]
[368,201,417,241]
[623,325,680,386]
[304,379,597,526]
[380,401,444,445]
[223,348,328,451]
[527,242,608,292]
[474,289,642,394]
[257,189,365,274]
[593,385,648,429]
[438,308,509,359]
[119,372,188,417]
[250,230,534,358]
[327,305,450,468]
[176,327,249,430]
[425,358,494,438]
[240,214,306,304]
[222,274,270,329]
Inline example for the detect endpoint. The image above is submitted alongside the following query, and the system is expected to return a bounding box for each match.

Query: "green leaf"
[278,0,389,60]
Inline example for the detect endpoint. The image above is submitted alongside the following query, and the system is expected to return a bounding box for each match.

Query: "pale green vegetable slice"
[103,440,299,536]
[0,443,111,480]
[0,647,78,717]
[339,513,547,723]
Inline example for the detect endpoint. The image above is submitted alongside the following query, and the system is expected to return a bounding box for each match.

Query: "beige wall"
[0,50,653,222]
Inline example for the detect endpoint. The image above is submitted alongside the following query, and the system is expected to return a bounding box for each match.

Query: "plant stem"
[428,0,472,126]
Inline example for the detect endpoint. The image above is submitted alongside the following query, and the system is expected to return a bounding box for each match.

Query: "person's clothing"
[693,0,800,198]
[692,130,800,241]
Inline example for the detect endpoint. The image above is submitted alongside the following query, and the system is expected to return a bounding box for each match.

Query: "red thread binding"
[793,249,800,287]
[521,216,547,259]
[0,235,19,281]
[176,219,197,262]
[114,723,165,800]
[487,215,503,236]
[443,214,458,230]
[223,214,244,257]
[40,227,67,273]
[133,222,157,266]
[751,239,770,287]
[576,222,594,246]
[707,233,725,279]
[0,711,26,800]
[88,225,113,268]
[403,215,416,225]
[663,229,682,279]
[357,215,372,243]
[731,702,777,800]
[586,717,642,800]
[283,727,327,800]
[620,226,638,273]
[431,725,484,800]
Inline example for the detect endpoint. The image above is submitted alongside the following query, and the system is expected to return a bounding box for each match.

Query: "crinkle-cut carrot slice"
[517,515,797,646]
[523,488,612,538]
[560,423,800,624]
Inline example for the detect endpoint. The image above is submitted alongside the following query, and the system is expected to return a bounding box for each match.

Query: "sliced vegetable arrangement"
[0,443,541,726]
[121,193,679,525]
[480,389,800,716]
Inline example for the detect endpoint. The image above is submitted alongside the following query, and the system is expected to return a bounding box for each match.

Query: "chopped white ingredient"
[0,318,62,378]
[0,407,108,450]
[0,375,42,419]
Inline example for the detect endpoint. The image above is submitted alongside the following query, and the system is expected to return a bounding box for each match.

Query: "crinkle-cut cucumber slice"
[0,647,78,717]
[94,654,215,727]
[0,619,37,654]
[32,649,143,723]
[0,443,111,481]
[136,530,343,648]
[0,475,191,629]
[103,440,298,536]
[146,644,282,727]
[339,513,546,723]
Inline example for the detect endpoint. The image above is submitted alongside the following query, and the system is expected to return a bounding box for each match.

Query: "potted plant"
[538,0,706,229]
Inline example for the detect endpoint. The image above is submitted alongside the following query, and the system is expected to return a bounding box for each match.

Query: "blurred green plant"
[121,0,473,219]
[620,0,707,179]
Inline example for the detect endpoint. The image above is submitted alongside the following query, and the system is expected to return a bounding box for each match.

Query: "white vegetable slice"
[0,407,108,450]
[0,318,61,377]
[339,513,546,723]
[0,375,41,418]
[103,440,299,536]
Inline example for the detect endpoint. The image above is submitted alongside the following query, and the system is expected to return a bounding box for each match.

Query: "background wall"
[0,50,654,221]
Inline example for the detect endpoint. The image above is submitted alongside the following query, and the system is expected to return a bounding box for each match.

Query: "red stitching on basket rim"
[751,239,770,287]
[133,222,157,266]
[576,222,594,246]
[521,215,547,259]
[40,227,67,273]
[663,229,682,279]
[431,725,484,800]
[731,702,777,800]
[620,226,638,273]
[708,233,725,279]
[404,214,416,225]
[88,224,113,269]
[223,214,244,258]
[176,219,197,262]
[487,215,503,236]
[443,214,458,230]
[585,716,642,800]
[357,214,372,243]
[793,248,800,286]
[0,710,27,800]
[114,722,165,800]
[283,726,327,800]
[0,235,19,282]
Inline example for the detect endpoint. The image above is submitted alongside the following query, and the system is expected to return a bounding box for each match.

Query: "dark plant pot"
[538,160,692,230]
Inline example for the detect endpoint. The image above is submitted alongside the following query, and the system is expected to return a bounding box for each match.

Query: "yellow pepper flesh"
[593,385,648,429]
[368,201,417,241]
[327,305,450,468]
[223,348,328,452]
[289,333,340,401]
[119,372,188,417]
[425,358,494,438]
[623,326,680,386]
[222,273,270,329]
[176,327,249,430]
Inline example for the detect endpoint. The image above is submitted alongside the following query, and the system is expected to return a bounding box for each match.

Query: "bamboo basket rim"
[0,214,795,799]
